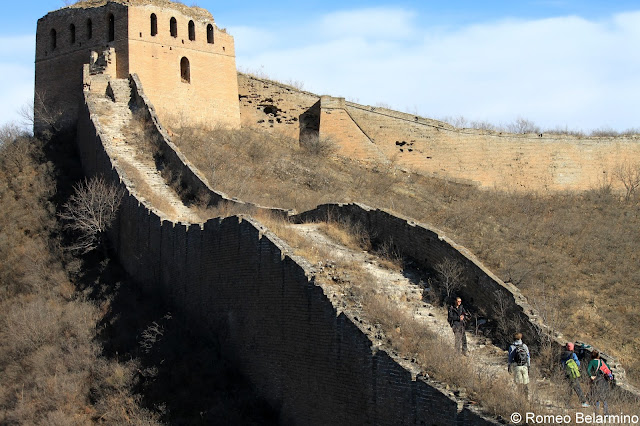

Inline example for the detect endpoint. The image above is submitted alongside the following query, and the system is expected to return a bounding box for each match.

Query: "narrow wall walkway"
[87,78,200,223]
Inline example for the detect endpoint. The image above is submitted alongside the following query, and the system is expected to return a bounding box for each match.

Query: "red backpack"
[596,359,614,381]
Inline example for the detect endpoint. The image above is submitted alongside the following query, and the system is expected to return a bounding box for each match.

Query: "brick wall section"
[127,4,240,129]
[128,73,291,216]
[237,73,320,139]
[318,98,640,192]
[319,96,394,163]
[76,76,499,425]
[36,1,239,135]
[293,203,640,400]
[35,3,129,134]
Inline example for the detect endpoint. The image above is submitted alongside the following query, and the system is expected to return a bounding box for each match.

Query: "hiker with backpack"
[587,350,612,415]
[507,332,530,399]
[448,296,470,355]
[560,342,590,408]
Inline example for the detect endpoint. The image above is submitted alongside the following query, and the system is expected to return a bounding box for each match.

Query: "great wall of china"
[36,1,639,423]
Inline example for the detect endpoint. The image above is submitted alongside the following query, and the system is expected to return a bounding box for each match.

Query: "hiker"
[508,332,530,399]
[587,350,611,415]
[448,296,470,355]
[560,342,590,408]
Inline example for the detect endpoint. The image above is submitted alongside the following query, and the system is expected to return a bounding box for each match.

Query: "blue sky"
[2,0,639,132]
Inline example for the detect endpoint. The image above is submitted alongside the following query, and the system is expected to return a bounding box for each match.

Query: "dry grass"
[174,124,640,388]
[255,214,558,420]
[0,129,158,424]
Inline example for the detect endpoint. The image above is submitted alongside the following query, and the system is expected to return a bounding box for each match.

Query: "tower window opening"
[108,14,115,42]
[87,19,92,39]
[207,24,214,44]
[188,20,195,41]
[69,24,76,44]
[50,28,57,50]
[180,57,190,83]
[170,17,177,37]
[150,14,157,36]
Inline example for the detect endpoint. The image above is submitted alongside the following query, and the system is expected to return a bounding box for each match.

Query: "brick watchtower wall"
[126,4,240,129]
[35,0,240,136]
[35,2,129,135]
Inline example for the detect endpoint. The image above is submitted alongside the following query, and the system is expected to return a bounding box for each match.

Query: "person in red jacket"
[587,350,611,415]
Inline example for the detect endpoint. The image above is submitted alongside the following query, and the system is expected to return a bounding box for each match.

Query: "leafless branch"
[59,177,124,253]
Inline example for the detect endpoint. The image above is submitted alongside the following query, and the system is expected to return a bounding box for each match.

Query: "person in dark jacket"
[560,342,590,408]
[587,350,610,415]
[508,332,530,399]
[448,297,470,355]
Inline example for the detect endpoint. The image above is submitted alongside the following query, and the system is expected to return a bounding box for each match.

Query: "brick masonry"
[76,68,500,426]
[319,97,640,192]
[35,0,239,135]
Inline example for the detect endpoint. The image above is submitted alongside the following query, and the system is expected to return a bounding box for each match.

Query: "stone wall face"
[35,3,129,134]
[321,99,640,192]
[237,73,320,139]
[292,203,640,400]
[127,5,240,129]
[36,2,239,135]
[75,77,498,426]
[294,203,548,346]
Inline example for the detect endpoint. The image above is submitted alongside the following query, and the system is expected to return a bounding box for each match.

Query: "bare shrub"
[434,258,465,301]
[59,177,125,253]
[613,161,640,201]
[28,90,65,138]
[590,127,619,137]
[620,128,640,136]
[507,117,541,134]
[439,115,469,128]
[299,134,337,157]
[469,120,497,131]
[545,126,586,137]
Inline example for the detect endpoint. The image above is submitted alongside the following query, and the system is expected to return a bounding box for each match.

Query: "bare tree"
[21,91,64,139]
[434,258,465,300]
[507,117,540,134]
[59,177,124,254]
[613,161,640,201]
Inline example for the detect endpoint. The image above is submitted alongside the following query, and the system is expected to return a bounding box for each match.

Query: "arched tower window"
[170,17,177,38]
[188,20,195,41]
[150,14,157,36]
[69,24,76,44]
[180,57,190,83]
[87,19,93,39]
[50,29,57,50]
[108,14,115,42]
[207,24,214,44]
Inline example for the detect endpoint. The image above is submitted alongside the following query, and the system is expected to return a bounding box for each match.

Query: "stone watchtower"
[35,0,241,135]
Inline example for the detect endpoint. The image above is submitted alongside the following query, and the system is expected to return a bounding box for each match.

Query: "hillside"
[168,85,640,386]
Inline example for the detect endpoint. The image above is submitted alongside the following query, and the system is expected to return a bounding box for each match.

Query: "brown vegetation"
[172,124,640,388]
[256,214,639,422]
[0,127,158,424]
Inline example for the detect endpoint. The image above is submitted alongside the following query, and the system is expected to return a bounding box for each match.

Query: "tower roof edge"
[62,0,214,22]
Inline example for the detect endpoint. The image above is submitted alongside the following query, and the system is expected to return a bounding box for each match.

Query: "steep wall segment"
[293,202,640,399]
[76,70,499,425]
